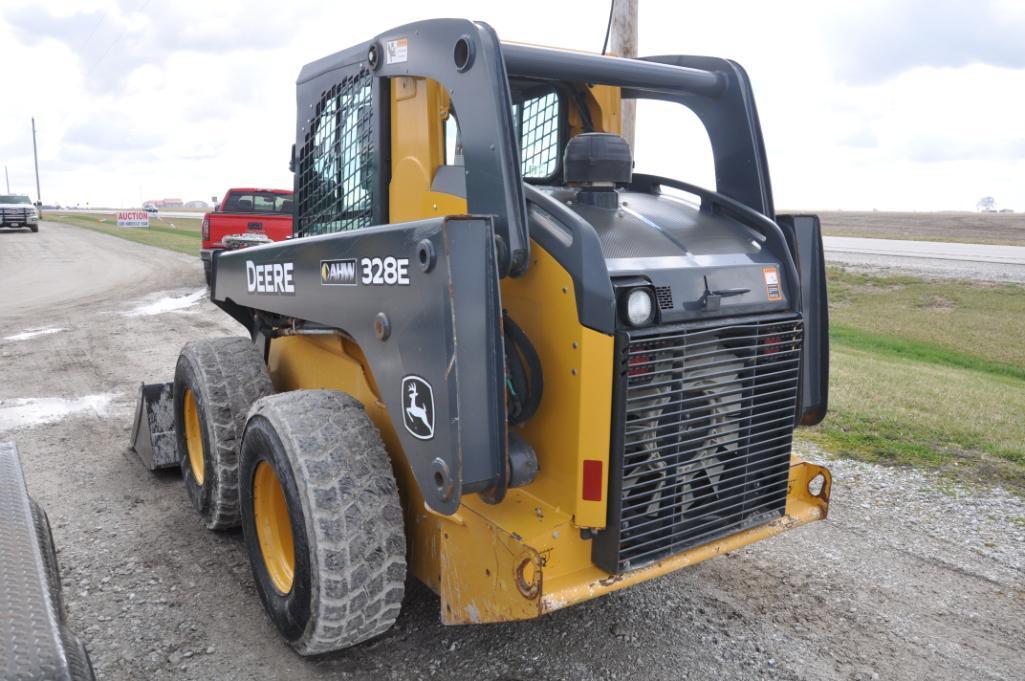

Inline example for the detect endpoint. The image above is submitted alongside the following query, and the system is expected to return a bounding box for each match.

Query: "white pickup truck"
[0,194,40,232]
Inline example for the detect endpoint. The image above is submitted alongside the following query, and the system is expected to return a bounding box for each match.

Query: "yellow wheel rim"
[253,461,295,594]
[183,388,205,485]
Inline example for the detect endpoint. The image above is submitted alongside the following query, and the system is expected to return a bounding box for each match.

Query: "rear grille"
[593,316,803,573]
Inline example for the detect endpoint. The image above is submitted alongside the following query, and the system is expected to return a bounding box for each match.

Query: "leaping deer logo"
[402,377,434,439]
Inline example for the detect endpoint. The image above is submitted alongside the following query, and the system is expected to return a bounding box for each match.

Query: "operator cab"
[432,81,783,326]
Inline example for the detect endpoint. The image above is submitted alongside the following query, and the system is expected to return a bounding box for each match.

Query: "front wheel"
[239,390,406,655]
[173,338,273,529]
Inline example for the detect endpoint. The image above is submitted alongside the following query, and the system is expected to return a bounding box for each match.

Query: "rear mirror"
[776,214,829,426]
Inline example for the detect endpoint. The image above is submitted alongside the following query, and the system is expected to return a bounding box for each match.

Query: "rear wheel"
[174,338,273,529]
[239,390,406,655]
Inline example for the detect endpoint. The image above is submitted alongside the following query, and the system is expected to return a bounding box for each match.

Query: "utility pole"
[31,117,42,205]
[4,165,9,194]
[608,0,638,149]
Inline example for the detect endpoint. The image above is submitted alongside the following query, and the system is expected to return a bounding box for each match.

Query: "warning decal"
[763,266,784,301]
[385,38,408,64]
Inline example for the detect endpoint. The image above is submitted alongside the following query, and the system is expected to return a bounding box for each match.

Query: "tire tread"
[179,337,273,529]
[248,390,406,655]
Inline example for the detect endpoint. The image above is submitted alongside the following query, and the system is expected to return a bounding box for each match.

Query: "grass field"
[800,267,1025,492]
[810,210,1025,246]
[45,212,202,255]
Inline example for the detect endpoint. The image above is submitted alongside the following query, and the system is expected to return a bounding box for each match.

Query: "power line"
[79,11,107,55]
[82,0,153,81]
[601,0,615,55]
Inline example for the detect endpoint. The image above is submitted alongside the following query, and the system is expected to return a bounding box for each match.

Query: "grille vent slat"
[655,286,674,310]
[595,316,803,573]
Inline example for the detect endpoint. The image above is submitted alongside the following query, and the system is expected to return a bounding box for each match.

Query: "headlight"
[624,288,655,327]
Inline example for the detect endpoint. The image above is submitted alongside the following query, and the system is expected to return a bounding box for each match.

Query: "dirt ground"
[1,222,1023,681]
[813,210,1025,247]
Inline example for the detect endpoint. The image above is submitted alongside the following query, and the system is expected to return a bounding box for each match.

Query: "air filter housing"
[563,133,632,186]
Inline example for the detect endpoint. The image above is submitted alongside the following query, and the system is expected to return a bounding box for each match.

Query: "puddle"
[3,326,65,341]
[122,288,206,317]
[0,393,119,432]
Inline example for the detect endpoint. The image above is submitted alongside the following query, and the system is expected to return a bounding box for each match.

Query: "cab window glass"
[514,91,560,180]
[297,68,375,236]
[444,92,561,180]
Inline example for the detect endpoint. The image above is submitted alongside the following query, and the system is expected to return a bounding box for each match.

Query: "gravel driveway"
[2,222,1023,680]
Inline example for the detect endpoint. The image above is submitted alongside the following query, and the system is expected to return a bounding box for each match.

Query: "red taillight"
[627,352,652,377]
[761,334,781,355]
[582,459,603,502]
[201,218,209,240]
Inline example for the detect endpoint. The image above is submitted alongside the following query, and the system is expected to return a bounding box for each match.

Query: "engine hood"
[547,186,796,324]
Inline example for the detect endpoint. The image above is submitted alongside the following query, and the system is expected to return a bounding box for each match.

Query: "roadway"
[822,236,1025,283]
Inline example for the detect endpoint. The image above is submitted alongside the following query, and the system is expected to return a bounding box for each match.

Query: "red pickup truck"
[201,187,294,285]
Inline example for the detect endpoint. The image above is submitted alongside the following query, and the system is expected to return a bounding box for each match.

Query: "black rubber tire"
[174,337,274,530]
[30,224,39,233]
[203,259,212,287]
[29,497,65,621]
[239,390,406,655]
[61,630,97,681]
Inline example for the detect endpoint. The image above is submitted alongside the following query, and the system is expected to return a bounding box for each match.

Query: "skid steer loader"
[131,18,831,655]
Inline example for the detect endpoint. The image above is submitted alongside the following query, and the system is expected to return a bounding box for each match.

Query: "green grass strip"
[830,324,1025,382]
[49,216,200,256]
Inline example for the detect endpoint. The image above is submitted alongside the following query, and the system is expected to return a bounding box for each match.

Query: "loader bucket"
[129,382,180,470]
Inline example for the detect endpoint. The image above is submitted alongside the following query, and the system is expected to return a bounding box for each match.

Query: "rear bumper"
[438,456,830,624]
[540,458,830,613]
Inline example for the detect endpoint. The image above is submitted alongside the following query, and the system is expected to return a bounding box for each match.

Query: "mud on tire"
[239,390,407,655]
[174,337,273,530]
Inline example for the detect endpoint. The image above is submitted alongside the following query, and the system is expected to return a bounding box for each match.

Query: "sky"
[1,0,1023,212]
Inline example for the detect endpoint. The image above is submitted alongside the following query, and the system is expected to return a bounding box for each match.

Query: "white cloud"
[0,0,1022,211]
[824,0,1025,84]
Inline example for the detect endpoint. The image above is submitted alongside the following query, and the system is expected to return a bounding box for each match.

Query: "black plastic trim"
[523,184,616,333]
[777,214,829,426]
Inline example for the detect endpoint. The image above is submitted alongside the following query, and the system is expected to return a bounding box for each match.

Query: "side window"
[515,91,560,180]
[297,69,375,237]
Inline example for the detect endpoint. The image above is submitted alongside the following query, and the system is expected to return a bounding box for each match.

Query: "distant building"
[184,200,210,209]
[999,208,1014,213]
[143,198,184,208]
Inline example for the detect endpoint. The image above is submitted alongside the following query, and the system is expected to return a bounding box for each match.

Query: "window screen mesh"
[518,92,560,179]
[296,69,374,237]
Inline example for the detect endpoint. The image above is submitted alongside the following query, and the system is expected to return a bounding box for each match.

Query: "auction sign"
[116,210,150,228]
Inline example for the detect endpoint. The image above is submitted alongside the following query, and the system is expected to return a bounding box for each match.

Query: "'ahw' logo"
[320,259,357,286]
